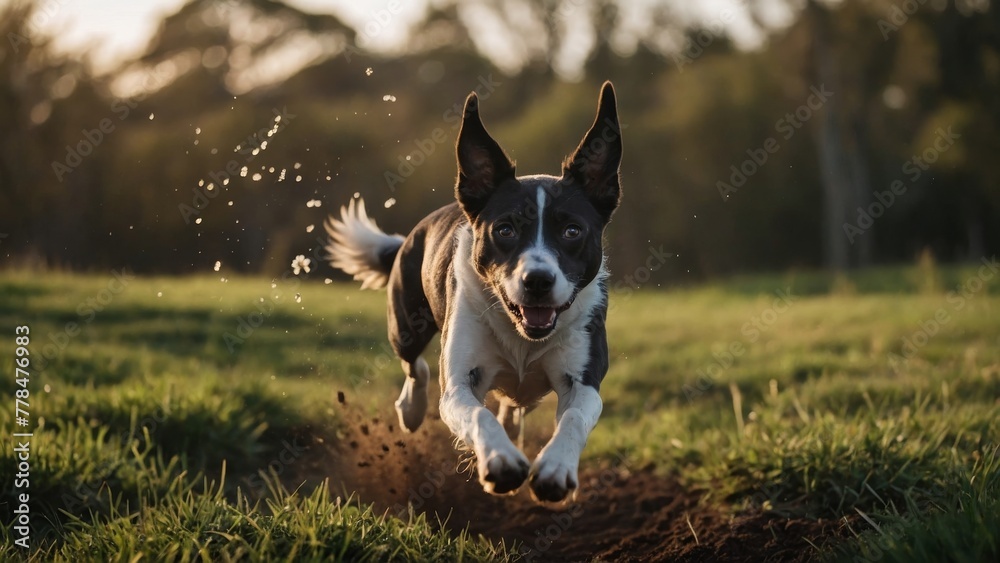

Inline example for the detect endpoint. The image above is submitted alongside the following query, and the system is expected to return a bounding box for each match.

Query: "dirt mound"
[286,399,849,562]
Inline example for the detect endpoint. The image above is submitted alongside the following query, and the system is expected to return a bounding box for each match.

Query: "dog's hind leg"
[386,257,439,432]
[496,401,526,450]
[497,401,537,451]
[395,357,430,432]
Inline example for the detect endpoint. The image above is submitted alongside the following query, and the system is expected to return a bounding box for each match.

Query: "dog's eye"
[562,224,582,239]
[495,223,516,238]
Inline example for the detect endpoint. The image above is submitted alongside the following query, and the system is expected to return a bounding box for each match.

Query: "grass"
[1,261,998,561]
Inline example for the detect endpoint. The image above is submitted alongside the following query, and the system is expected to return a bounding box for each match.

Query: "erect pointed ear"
[562,81,623,222]
[455,92,515,219]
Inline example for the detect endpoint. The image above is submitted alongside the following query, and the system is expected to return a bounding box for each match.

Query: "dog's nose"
[522,270,555,295]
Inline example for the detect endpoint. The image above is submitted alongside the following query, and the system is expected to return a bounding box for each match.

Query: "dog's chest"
[477,311,593,407]
[484,341,558,407]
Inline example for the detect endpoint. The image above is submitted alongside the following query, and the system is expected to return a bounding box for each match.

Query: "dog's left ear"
[563,81,623,222]
[455,92,515,220]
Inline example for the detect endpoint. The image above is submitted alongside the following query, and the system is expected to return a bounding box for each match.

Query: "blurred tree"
[0,1,106,267]
[1,0,997,278]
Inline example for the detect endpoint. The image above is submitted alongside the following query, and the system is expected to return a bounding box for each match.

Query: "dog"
[325,81,622,502]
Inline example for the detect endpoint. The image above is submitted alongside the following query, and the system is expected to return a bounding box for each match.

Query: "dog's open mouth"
[499,289,576,339]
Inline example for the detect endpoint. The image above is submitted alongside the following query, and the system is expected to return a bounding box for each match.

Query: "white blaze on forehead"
[496,184,574,309]
[535,185,546,247]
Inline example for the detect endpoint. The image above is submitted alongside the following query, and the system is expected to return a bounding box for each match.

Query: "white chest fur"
[448,227,607,407]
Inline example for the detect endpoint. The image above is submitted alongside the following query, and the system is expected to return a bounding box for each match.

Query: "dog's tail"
[324,198,404,290]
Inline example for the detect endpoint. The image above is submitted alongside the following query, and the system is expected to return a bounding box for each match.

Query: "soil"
[281,397,852,562]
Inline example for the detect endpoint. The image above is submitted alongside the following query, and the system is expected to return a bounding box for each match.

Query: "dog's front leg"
[529,380,603,503]
[440,382,530,495]
[438,322,529,495]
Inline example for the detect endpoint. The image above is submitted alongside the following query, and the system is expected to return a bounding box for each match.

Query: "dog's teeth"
[521,306,557,328]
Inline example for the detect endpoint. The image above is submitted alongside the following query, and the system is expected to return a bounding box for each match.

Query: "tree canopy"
[1,0,997,281]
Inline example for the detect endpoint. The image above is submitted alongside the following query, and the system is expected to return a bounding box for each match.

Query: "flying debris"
[291,255,311,275]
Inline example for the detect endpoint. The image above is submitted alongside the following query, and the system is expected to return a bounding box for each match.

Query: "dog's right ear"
[455,92,515,219]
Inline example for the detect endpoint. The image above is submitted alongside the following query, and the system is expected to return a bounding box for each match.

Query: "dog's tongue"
[521,306,557,329]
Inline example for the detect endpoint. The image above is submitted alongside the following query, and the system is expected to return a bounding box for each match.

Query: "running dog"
[325,81,623,502]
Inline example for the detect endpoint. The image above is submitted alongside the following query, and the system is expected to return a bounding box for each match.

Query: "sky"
[14,0,425,73]
[10,0,784,77]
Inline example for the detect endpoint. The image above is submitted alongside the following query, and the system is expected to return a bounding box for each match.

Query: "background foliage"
[1,0,998,280]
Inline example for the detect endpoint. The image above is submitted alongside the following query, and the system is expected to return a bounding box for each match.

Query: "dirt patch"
[284,400,850,562]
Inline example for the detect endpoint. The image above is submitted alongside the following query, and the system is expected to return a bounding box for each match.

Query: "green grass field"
[1,261,999,561]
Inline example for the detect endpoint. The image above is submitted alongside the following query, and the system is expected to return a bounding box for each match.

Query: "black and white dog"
[325,82,622,503]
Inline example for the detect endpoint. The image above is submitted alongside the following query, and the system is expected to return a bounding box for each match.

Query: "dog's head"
[454,81,623,341]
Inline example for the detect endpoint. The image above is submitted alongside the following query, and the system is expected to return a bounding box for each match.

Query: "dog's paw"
[478,445,530,495]
[394,377,427,432]
[529,455,579,503]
